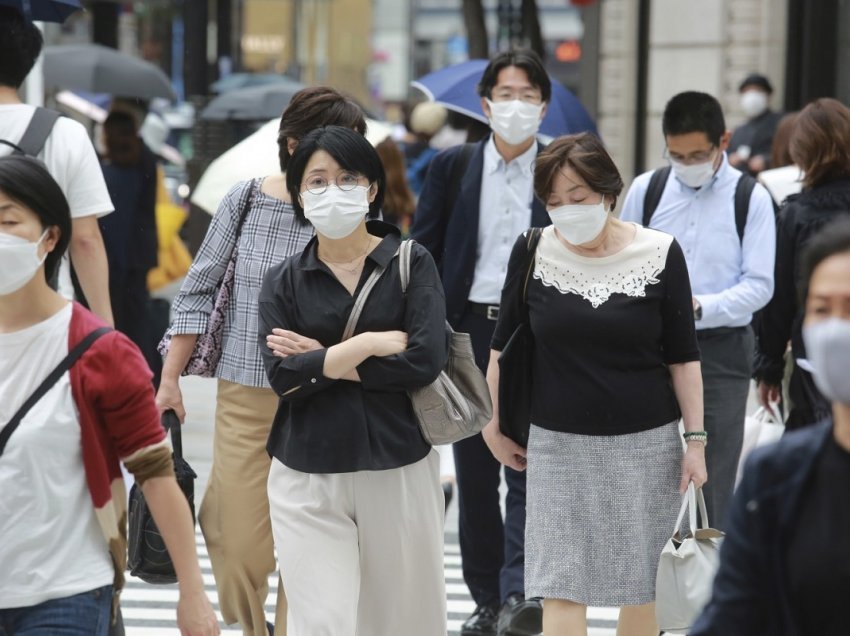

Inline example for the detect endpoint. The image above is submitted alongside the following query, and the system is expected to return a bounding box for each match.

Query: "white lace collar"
[533,225,673,308]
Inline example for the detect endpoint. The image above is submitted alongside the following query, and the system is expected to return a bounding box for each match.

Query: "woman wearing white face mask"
[692,217,850,636]
[257,126,449,635]
[484,133,707,636]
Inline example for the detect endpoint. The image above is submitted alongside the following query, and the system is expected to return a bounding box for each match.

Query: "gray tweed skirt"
[525,421,682,606]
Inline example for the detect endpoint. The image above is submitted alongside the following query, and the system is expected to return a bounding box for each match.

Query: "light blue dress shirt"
[468,136,536,304]
[620,155,775,330]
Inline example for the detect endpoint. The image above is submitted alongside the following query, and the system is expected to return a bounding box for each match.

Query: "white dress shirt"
[620,154,775,329]
[468,136,536,304]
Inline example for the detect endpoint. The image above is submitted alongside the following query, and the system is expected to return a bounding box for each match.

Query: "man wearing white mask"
[411,49,551,636]
[728,73,783,176]
[621,90,776,531]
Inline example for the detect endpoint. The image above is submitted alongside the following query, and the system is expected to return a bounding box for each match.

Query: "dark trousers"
[698,326,754,531]
[454,311,526,608]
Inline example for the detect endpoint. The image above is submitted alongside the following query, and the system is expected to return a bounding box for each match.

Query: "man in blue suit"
[411,50,551,636]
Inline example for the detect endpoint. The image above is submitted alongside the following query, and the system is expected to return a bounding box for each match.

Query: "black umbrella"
[200,81,306,121]
[0,0,82,22]
[42,44,176,100]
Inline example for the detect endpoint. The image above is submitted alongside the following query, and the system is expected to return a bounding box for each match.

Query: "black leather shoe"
[497,594,543,636]
[461,603,499,635]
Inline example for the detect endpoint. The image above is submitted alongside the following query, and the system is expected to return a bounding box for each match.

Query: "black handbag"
[498,228,542,448]
[127,410,197,584]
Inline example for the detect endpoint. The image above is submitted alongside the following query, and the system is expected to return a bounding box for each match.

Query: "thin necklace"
[320,236,372,274]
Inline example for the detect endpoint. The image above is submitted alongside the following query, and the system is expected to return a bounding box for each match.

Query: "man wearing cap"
[728,73,783,176]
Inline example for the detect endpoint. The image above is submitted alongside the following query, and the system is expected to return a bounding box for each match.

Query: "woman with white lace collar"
[483,132,707,636]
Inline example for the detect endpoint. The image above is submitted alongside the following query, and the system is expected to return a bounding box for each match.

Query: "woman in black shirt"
[257,126,448,635]
[484,133,707,635]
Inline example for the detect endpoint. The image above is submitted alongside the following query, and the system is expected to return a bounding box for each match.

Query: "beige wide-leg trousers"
[199,379,287,636]
[267,450,446,636]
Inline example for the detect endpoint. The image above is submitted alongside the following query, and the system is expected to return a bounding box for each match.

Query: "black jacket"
[754,180,850,425]
[691,421,833,636]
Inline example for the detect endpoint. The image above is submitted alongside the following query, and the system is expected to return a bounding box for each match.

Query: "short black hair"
[286,126,385,223]
[0,8,44,89]
[662,91,726,146]
[0,155,72,282]
[801,218,850,300]
[477,49,552,104]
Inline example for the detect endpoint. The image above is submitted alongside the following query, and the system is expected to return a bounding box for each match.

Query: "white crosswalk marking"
[121,529,618,635]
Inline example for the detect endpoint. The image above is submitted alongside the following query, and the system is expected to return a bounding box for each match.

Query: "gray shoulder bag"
[342,240,493,445]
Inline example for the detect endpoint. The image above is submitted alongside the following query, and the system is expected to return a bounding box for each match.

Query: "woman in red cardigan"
[0,155,218,636]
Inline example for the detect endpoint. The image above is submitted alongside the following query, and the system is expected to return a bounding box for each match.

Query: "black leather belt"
[468,302,500,321]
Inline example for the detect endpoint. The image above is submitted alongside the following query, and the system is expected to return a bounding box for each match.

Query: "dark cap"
[739,73,773,94]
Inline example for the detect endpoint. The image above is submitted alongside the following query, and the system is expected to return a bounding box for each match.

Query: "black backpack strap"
[734,174,757,244]
[522,227,543,303]
[642,165,672,228]
[0,326,111,457]
[447,143,476,214]
[16,107,62,157]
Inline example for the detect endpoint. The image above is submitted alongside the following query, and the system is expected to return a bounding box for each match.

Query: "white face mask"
[0,230,48,296]
[548,198,610,246]
[670,157,717,189]
[740,91,769,119]
[302,185,370,240]
[802,318,850,404]
[486,99,544,145]
[429,125,468,150]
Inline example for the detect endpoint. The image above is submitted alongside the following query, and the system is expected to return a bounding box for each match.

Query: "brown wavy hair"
[770,111,799,169]
[790,98,850,189]
[533,133,623,207]
[375,138,415,224]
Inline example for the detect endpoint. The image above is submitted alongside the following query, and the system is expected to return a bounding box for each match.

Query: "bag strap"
[642,166,671,228]
[0,325,111,457]
[522,228,543,303]
[673,483,711,534]
[734,173,756,244]
[14,107,61,157]
[161,410,184,460]
[341,264,388,341]
[398,239,414,293]
[232,178,259,250]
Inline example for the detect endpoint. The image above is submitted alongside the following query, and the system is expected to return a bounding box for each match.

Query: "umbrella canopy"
[200,81,307,121]
[0,0,81,22]
[42,44,176,100]
[211,72,299,94]
[411,59,597,138]
[191,118,393,214]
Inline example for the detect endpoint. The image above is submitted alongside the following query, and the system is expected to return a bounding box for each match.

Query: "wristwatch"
[694,300,703,321]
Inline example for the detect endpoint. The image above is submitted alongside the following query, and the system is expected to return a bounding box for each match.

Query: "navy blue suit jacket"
[410,137,550,327]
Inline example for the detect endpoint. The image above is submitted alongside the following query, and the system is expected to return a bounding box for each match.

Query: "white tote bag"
[737,403,784,485]
[655,485,725,634]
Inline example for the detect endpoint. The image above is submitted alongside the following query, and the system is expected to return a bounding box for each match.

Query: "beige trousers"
[267,450,446,636]
[199,379,287,636]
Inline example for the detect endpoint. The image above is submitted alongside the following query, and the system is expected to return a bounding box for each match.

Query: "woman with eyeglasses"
[258,125,449,635]
[156,87,368,636]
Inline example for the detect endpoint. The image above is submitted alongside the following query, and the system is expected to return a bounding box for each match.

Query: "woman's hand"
[679,442,708,493]
[756,380,781,410]
[155,379,186,423]
[482,419,527,471]
[266,328,323,358]
[363,331,408,357]
[176,587,220,635]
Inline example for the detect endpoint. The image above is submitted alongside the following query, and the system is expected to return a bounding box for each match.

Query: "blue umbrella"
[411,59,597,138]
[0,0,82,22]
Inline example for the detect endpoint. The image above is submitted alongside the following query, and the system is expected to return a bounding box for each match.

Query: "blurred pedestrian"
[757,111,802,208]
[156,87,367,636]
[404,101,447,196]
[755,98,850,429]
[98,111,159,370]
[692,217,850,636]
[621,91,776,530]
[375,137,415,234]
[0,155,218,636]
[259,125,448,635]
[728,73,783,175]
[0,7,114,324]
[485,133,706,636]
[412,48,552,636]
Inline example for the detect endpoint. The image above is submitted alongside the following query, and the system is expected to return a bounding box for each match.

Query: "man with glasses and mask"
[411,49,551,636]
[621,90,776,531]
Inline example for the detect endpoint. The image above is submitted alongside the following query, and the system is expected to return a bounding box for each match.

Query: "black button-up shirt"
[258,222,448,473]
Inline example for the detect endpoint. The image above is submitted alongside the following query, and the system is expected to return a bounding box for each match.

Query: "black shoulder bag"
[497,228,543,448]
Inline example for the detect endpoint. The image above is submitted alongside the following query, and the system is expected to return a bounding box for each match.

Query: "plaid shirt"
[171,179,314,387]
